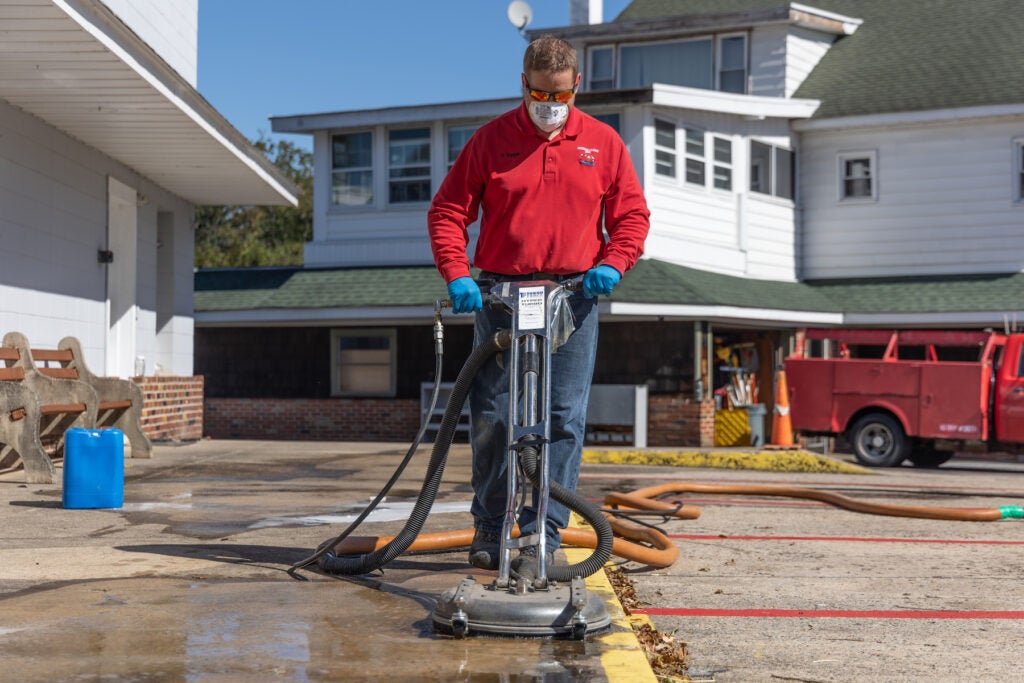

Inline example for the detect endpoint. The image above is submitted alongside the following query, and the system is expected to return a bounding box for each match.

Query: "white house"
[194,0,1024,446]
[0,0,296,383]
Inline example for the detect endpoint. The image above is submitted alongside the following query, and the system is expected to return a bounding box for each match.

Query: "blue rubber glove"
[583,265,621,299]
[447,276,483,314]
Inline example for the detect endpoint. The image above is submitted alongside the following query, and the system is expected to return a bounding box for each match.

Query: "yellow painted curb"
[582,448,872,474]
[567,518,658,683]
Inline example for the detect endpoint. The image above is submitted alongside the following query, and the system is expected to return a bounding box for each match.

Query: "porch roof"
[193,259,1024,329]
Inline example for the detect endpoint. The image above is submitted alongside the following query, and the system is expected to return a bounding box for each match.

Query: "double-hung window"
[684,128,706,186]
[331,131,373,206]
[330,329,396,397]
[654,119,676,178]
[589,46,615,90]
[837,150,877,201]
[717,35,747,93]
[388,128,431,203]
[713,136,733,190]
[750,140,795,200]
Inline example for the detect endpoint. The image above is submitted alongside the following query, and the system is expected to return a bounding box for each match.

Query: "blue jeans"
[468,286,598,551]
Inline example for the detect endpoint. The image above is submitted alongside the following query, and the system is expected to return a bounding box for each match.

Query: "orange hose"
[618,482,1005,522]
[332,516,682,568]
[329,482,1011,571]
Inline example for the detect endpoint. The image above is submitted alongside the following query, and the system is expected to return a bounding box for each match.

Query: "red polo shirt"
[428,103,650,283]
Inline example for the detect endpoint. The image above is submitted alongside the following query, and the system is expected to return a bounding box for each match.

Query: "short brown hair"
[523,35,578,76]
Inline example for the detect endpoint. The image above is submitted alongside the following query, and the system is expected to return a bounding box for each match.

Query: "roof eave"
[0,0,297,206]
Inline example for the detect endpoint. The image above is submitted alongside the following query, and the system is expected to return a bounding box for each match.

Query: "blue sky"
[198,0,632,151]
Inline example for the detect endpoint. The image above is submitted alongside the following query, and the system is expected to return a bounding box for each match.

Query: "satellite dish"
[507,0,533,33]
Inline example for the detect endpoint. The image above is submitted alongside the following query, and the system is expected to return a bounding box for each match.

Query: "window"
[621,38,713,90]
[750,140,795,200]
[717,35,747,94]
[684,128,706,186]
[585,33,746,94]
[388,128,431,203]
[838,150,877,201]
[589,46,615,90]
[330,329,396,397]
[331,132,373,206]
[713,136,733,190]
[654,119,676,178]
[447,124,478,169]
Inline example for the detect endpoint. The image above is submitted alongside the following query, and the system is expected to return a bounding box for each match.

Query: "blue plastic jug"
[62,428,124,509]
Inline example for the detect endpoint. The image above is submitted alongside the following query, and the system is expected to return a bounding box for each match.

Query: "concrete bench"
[0,333,98,483]
[32,336,152,460]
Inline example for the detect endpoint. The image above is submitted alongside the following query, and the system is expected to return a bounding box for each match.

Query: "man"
[428,35,650,571]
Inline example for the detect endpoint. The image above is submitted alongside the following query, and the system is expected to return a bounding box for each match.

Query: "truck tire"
[849,413,909,467]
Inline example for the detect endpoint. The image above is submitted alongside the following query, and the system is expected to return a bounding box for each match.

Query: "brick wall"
[648,394,716,447]
[203,397,422,441]
[136,376,204,442]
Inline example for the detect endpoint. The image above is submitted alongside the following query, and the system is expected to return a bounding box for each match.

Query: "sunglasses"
[525,82,577,103]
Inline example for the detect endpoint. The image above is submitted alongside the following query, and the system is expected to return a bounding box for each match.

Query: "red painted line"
[671,534,1024,545]
[634,607,1024,620]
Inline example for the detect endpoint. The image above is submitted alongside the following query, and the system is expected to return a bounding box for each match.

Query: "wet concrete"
[0,440,644,682]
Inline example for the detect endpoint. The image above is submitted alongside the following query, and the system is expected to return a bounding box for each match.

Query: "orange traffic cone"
[771,369,794,447]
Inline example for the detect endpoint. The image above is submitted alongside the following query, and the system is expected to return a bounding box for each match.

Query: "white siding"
[799,116,1024,279]
[0,97,194,375]
[642,106,798,280]
[785,27,834,98]
[100,0,198,86]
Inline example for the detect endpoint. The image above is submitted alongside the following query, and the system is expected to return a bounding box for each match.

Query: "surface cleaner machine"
[292,277,614,639]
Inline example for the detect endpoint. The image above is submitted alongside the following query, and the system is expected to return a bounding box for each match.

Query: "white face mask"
[528,101,569,133]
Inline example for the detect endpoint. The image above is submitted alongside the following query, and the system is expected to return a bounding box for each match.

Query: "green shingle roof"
[194,260,1024,318]
[614,0,1024,118]
[194,266,449,311]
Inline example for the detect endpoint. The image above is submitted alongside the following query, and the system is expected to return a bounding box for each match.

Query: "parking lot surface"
[2,440,1022,681]
[575,452,1024,681]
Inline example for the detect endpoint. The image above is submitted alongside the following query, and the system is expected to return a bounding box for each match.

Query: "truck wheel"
[849,413,909,467]
[907,445,954,468]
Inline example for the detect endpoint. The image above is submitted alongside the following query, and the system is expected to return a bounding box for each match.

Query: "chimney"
[569,0,602,25]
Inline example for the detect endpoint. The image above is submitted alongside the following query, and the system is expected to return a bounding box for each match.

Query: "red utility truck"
[784,329,1024,467]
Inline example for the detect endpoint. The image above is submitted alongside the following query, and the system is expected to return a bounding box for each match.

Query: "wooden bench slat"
[40,403,87,416]
[0,348,19,361]
[38,367,79,380]
[0,367,26,381]
[99,399,132,411]
[31,349,73,362]
[10,407,26,422]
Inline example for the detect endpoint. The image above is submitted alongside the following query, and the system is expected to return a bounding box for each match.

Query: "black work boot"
[468,528,502,570]
[510,544,556,581]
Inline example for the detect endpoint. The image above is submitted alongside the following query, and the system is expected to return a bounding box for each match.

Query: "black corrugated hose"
[515,444,613,582]
[316,329,509,575]
[315,327,615,580]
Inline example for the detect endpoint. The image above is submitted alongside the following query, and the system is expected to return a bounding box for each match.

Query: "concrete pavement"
[0,440,651,682]
[3,439,1022,681]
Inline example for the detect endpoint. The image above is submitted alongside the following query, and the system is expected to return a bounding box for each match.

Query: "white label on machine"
[518,286,546,330]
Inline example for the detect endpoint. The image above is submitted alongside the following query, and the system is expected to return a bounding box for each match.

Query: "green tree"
[195,137,313,267]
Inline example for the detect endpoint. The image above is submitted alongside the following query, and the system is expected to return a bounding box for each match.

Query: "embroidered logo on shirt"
[578,146,599,167]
